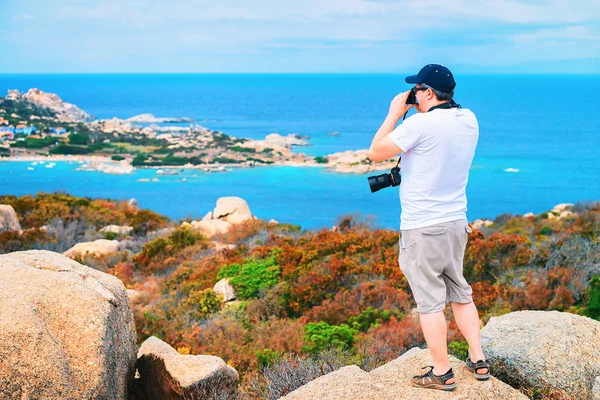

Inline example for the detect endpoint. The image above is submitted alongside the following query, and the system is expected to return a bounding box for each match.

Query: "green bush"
[347,307,391,332]
[217,250,281,299]
[303,322,357,353]
[247,157,274,164]
[49,144,93,155]
[131,153,149,166]
[138,237,169,261]
[256,348,282,368]
[538,226,553,236]
[314,156,329,164]
[585,275,600,320]
[212,157,239,164]
[111,155,125,161]
[11,137,57,149]
[183,289,223,320]
[448,340,469,361]
[169,226,205,250]
[103,231,118,240]
[68,133,90,145]
[231,146,257,153]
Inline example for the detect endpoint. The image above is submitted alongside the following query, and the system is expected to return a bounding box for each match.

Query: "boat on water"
[157,169,179,176]
[27,167,34,171]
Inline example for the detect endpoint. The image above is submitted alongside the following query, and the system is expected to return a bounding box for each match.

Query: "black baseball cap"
[405,64,456,93]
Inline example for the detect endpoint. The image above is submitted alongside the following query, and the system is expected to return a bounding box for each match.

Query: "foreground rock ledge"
[481,310,600,399]
[0,250,137,400]
[282,347,526,400]
[136,336,239,400]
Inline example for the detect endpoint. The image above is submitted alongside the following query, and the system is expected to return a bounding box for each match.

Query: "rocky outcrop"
[324,149,397,174]
[77,160,135,175]
[188,219,232,237]
[265,133,309,147]
[63,239,122,258]
[0,250,137,399]
[0,204,21,232]
[473,219,494,230]
[186,197,255,238]
[100,225,134,235]
[282,347,526,400]
[89,117,134,134]
[213,278,236,302]
[7,89,93,122]
[126,113,194,124]
[481,310,600,399]
[136,336,239,400]
[552,203,573,213]
[213,196,253,224]
[233,133,308,157]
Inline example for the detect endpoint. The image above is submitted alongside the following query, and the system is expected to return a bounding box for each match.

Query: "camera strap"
[402,100,461,121]
[427,100,461,112]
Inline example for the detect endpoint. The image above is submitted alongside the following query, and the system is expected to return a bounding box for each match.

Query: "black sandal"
[465,358,491,381]
[411,366,457,391]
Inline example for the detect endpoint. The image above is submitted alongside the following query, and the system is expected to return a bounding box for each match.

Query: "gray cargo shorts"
[399,219,473,314]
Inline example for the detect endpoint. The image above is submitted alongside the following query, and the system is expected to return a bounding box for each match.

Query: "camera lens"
[368,173,393,193]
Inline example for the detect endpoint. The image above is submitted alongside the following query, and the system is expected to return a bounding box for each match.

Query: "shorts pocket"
[420,225,448,236]
[400,235,407,249]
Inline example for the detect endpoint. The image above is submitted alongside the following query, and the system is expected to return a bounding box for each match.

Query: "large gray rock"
[213,278,236,302]
[100,225,134,235]
[190,219,232,238]
[63,239,122,258]
[136,336,239,399]
[213,196,251,220]
[481,310,600,399]
[13,88,93,122]
[0,204,21,232]
[282,347,526,400]
[0,250,137,399]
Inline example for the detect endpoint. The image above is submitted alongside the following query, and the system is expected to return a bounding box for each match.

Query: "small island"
[0,89,397,174]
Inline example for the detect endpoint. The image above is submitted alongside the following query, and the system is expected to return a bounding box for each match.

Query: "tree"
[68,133,90,145]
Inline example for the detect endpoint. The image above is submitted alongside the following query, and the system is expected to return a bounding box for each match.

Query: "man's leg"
[419,311,454,381]
[451,301,487,373]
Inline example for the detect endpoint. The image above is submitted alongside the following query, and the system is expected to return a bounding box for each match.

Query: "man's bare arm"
[367,90,412,162]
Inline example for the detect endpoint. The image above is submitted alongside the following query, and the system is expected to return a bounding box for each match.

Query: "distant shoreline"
[0,154,388,175]
[1,154,114,163]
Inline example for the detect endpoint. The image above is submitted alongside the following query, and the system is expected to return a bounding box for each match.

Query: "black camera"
[367,165,401,193]
[406,87,417,105]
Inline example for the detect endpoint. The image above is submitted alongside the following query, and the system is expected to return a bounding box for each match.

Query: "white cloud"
[54,0,600,25]
[511,26,600,43]
[3,0,599,72]
[12,14,37,21]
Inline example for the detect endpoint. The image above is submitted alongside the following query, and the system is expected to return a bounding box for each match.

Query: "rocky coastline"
[0,89,396,175]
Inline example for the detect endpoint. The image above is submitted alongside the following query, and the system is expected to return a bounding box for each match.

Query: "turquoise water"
[1,74,599,229]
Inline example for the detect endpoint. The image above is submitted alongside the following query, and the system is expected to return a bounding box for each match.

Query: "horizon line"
[1,71,599,76]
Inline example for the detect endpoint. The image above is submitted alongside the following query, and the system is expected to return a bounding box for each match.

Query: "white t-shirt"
[388,107,479,230]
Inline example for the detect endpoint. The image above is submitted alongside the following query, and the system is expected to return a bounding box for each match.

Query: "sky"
[1,0,599,73]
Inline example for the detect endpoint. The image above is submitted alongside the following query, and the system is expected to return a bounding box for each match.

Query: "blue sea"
[0,74,599,229]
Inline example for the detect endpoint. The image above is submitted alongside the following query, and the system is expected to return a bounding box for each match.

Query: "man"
[367,64,490,391]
